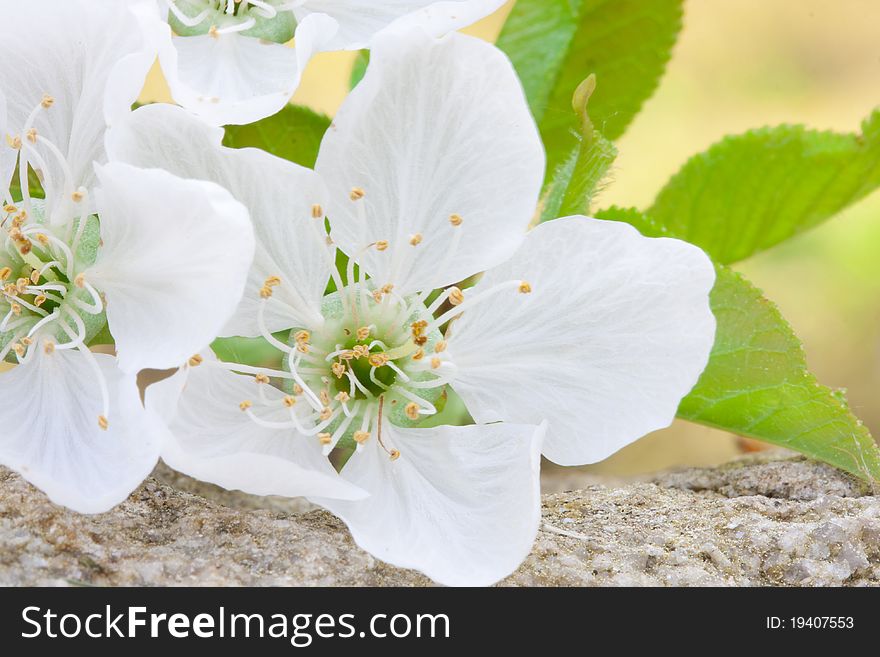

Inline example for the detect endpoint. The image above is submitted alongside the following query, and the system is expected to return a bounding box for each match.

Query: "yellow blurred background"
[140,0,880,476]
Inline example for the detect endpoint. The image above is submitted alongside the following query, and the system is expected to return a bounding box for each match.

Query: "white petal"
[297,0,506,50]
[312,421,544,586]
[146,353,366,500]
[315,30,544,295]
[447,217,717,466]
[0,0,157,223]
[156,13,338,126]
[106,103,329,336]
[86,162,254,373]
[0,90,13,199]
[0,345,160,514]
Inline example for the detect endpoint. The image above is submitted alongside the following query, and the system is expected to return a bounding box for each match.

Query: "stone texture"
[1,454,878,586]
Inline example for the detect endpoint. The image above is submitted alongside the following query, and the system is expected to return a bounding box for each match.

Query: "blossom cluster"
[0,0,715,585]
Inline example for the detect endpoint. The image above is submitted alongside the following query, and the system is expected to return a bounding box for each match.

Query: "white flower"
[0,0,256,513]
[149,0,506,125]
[113,31,715,584]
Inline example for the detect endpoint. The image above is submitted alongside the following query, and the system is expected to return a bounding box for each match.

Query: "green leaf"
[350,50,370,89]
[597,206,880,482]
[222,104,331,168]
[497,0,682,171]
[680,267,880,482]
[648,110,880,264]
[539,76,617,222]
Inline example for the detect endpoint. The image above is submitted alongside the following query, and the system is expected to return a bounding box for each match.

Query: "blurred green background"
[140,0,880,476]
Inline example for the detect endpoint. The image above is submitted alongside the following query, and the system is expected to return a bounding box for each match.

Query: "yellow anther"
[259,285,273,299]
[372,290,384,303]
[264,275,281,288]
[188,354,204,367]
[405,402,420,420]
[431,356,442,369]
[296,343,310,354]
[318,432,333,446]
[12,342,25,357]
[352,344,369,358]
[209,25,219,38]
[43,341,55,355]
[74,273,86,288]
[331,362,347,379]
[338,350,355,361]
[356,326,371,341]
[311,203,324,219]
[319,407,332,421]
[41,94,54,109]
[375,240,389,252]
[319,389,331,406]
[3,204,16,213]
[414,335,427,346]
[354,431,370,444]
[293,384,304,395]
[448,286,464,306]
[283,395,297,408]
[368,352,389,368]
[335,391,350,403]
[239,400,253,412]
[434,340,447,353]
[33,294,47,307]
[294,330,310,344]
[35,233,49,246]
[389,449,401,461]
[0,267,10,281]
[18,239,32,255]
[255,373,270,385]
[380,283,394,295]
[519,281,532,294]
[6,134,21,150]
[25,128,37,144]
[409,233,423,247]
[30,269,41,284]
[449,213,463,227]
[10,303,21,316]
[15,277,28,293]
[412,348,425,361]
[98,415,109,431]
[349,187,365,201]
[71,190,85,203]
[20,337,33,346]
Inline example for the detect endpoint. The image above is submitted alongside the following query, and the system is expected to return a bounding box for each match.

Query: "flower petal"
[156,13,338,126]
[106,103,329,336]
[447,217,717,466]
[0,90,13,200]
[0,0,157,223]
[312,421,544,586]
[146,353,366,501]
[315,30,544,295]
[296,0,506,50]
[0,344,160,513]
[86,162,254,373]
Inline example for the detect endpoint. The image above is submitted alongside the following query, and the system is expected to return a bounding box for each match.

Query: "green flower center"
[167,0,299,43]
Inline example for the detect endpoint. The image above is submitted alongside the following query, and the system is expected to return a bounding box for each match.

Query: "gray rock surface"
[1,454,878,586]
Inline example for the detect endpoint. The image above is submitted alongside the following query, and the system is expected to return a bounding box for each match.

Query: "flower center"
[2,95,111,430]
[165,0,299,42]
[205,192,533,463]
